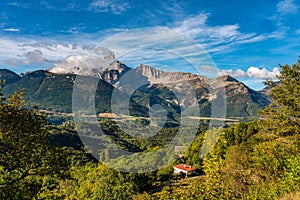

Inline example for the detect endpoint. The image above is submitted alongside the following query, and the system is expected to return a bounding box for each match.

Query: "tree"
[0,90,75,199]
[59,164,138,200]
[260,60,300,136]
[212,61,300,198]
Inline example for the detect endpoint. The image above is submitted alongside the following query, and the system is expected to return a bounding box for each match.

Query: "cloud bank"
[219,67,280,79]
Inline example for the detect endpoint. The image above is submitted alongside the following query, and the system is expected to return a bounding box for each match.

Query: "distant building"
[173,164,196,177]
[98,113,116,118]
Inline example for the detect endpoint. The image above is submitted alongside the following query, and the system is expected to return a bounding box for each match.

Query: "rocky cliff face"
[100,61,130,84]
[131,65,270,117]
[132,64,210,109]
[135,64,206,84]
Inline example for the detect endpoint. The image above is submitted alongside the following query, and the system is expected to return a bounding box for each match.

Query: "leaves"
[260,61,300,136]
[0,90,83,199]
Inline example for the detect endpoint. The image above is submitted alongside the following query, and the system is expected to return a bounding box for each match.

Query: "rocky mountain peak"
[220,74,238,82]
[135,64,168,79]
[100,61,130,84]
[135,64,205,84]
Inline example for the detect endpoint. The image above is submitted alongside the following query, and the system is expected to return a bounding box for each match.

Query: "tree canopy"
[260,60,300,135]
[0,89,85,199]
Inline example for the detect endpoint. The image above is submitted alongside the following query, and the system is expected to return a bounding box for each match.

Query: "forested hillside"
[143,60,300,199]
[0,61,299,199]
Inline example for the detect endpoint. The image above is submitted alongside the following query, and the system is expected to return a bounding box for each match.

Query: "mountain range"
[0,61,270,122]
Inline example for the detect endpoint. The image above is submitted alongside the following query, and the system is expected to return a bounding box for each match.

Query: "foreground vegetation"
[0,61,299,199]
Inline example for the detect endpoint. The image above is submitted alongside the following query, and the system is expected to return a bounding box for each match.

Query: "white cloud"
[174,13,243,40]
[3,28,20,32]
[20,50,48,64]
[247,67,280,79]
[88,0,130,14]
[0,37,94,68]
[219,67,280,79]
[277,0,298,14]
[218,68,247,78]
[0,13,283,75]
[173,13,279,54]
[98,27,216,73]
[94,13,279,72]
[49,53,113,76]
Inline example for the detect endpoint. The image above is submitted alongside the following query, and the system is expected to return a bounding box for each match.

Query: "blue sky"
[0,0,299,89]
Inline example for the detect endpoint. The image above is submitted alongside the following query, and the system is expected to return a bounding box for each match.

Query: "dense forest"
[0,60,299,199]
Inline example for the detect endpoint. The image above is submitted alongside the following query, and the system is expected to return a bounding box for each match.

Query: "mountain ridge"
[0,63,270,119]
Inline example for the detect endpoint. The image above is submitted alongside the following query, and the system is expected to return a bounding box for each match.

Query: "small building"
[173,164,197,177]
[98,113,116,118]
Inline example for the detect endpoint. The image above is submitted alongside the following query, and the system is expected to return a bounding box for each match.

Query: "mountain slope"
[206,75,270,117]
[1,70,147,116]
[1,63,270,119]
[3,70,46,97]
[0,69,21,85]
[131,65,270,118]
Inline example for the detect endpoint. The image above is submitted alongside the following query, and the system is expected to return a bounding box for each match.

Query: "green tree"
[218,61,300,198]
[0,90,75,199]
[60,164,138,200]
[260,60,300,136]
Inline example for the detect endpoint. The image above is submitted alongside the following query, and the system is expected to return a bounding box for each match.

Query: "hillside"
[0,70,147,117]
[0,69,21,85]
[209,75,270,117]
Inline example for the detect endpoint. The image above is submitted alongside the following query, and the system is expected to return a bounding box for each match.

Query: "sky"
[0,0,300,89]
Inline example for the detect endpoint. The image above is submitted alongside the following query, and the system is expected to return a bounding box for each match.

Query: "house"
[173,164,197,177]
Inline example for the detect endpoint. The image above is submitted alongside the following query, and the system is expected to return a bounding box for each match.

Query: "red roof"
[174,164,196,172]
